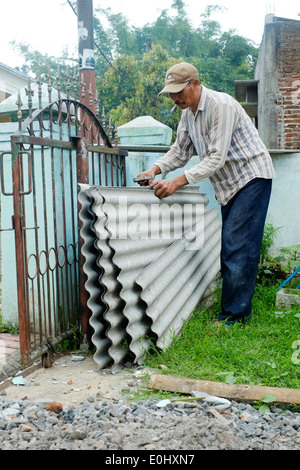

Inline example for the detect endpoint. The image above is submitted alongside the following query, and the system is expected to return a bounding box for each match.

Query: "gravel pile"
[0,392,299,451]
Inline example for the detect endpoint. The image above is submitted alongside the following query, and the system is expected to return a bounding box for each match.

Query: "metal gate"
[1,97,127,366]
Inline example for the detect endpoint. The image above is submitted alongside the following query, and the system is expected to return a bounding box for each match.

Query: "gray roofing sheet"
[78,184,112,368]
[78,184,221,369]
[136,210,221,352]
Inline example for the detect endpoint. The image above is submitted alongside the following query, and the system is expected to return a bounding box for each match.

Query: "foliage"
[55,325,84,352]
[279,245,300,274]
[0,319,19,335]
[98,45,182,130]
[260,223,281,265]
[257,223,300,288]
[11,2,258,133]
[94,3,258,128]
[255,394,277,414]
[11,42,77,81]
[257,223,286,285]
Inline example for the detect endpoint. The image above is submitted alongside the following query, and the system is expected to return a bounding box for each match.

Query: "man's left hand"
[150,174,188,198]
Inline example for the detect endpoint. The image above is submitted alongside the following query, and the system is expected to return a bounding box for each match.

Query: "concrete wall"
[0,123,18,321]
[255,15,300,150]
[0,121,77,324]
[267,151,300,253]
[255,14,280,149]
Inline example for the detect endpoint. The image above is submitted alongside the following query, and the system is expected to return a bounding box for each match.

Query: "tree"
[93,3,258,96]
[10,2,259,136]
[95,3,259,131]
[99,45,181,130]
[10,41,77,81]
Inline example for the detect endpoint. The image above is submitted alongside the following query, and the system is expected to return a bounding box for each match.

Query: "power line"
[66,0,77,15]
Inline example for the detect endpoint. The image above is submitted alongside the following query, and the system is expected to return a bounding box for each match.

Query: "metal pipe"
[276,265,300,291]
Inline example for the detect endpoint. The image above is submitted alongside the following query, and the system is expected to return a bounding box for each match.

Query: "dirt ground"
[0,353,150,407]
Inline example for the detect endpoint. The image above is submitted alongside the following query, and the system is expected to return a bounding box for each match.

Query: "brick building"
[236,14,300,150]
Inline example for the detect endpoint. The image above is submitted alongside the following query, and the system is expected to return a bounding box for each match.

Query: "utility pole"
[77,0,96,114]
[77,0,96,344]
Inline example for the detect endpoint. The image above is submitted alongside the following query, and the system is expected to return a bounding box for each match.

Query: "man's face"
[169,80,199,111]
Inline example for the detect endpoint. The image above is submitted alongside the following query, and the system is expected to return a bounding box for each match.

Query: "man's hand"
[134,166,160,186]
[150,174,188,198]
[134,171,155,186]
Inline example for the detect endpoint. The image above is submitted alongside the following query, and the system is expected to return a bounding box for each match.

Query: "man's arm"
[135,115,194,192]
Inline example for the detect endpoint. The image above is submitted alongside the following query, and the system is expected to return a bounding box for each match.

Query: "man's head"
[159,62,199,95]
[159,62,201,113]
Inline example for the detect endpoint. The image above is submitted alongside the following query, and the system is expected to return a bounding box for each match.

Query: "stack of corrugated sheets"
[78,185,221,370]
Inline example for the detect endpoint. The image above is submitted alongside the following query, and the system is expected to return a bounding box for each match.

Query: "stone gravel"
[0,354,299,452]
[0,391,299,451]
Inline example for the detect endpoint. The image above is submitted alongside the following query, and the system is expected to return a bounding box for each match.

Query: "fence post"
[11,137,31,365]
[73,136,93,346]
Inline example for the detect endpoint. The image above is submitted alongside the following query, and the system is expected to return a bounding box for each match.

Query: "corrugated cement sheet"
[78,184,221,370]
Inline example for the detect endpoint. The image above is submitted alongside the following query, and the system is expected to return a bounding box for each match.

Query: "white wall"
[0,64,28,102]
[267,151,300,252]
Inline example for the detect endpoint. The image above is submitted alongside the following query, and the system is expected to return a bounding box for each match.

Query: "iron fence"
[0,74,127,366]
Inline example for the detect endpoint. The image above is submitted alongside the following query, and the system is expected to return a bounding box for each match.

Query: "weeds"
[0,320,19,335]
[260,223,281,265]
[143,223,300,391]
[55,324,84,352]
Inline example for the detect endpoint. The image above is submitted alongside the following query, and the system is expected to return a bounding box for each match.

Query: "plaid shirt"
[155,85,275,206]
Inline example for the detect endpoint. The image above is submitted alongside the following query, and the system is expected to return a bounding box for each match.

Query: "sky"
[1,0,300,70]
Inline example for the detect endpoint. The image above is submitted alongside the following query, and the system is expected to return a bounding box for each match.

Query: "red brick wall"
[277,20,300,150]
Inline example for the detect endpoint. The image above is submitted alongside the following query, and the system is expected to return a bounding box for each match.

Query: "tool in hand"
[133,175,154,183]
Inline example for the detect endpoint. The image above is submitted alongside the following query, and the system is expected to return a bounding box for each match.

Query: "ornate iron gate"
[4,97,127,366]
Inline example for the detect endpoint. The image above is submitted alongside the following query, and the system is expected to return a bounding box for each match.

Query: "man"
[137,62,275,325]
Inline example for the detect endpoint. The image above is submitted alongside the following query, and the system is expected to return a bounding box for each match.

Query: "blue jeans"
[218,178,272,323]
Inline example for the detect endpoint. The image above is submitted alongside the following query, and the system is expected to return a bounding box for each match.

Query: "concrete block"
[276,288,300,308]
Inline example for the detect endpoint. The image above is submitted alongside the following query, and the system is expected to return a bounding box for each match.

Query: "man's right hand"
[134,166,161,186]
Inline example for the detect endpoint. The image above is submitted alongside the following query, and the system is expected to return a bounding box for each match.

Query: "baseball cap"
[159,62,199,95]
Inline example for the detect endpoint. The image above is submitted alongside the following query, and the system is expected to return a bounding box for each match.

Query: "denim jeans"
[218,178,272,323]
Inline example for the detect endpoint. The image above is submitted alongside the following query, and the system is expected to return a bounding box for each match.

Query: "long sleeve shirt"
[155,85,275,206]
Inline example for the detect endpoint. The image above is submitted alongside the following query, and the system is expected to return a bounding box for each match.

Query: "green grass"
[142,282,300,390]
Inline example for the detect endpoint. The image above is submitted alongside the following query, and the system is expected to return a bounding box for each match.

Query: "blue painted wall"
[0,121,78,324]
[1,116,299,324]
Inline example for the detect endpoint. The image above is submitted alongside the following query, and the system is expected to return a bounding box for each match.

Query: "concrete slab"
[0,333,20,356]
[0,353,146,407]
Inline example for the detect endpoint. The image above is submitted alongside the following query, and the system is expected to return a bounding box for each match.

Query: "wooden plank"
[148,374,300,404]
